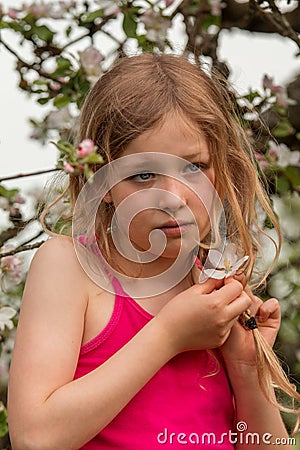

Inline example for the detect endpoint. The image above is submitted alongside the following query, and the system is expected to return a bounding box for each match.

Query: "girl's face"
[106,114,216,262]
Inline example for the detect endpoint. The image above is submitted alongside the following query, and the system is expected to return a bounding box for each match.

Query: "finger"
[213,279,244,305]
[233,272,247,288]
[244,290,263,316]
[195,276,224,295]
[226,291,252,318]
[256,298,280,323]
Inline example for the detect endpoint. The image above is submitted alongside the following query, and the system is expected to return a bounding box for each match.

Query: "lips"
[160,219,193,228]
[157,220,195,237]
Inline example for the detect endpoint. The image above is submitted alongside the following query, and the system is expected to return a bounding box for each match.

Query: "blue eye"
[130,172,155,182]
[185,163,208,173]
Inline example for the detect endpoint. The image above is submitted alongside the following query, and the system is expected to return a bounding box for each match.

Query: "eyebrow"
[184,153,211,160]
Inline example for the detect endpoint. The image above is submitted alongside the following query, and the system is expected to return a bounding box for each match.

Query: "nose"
[157,176,187,212]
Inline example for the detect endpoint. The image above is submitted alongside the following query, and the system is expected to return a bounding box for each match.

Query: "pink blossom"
[12,194,25,204]
[0,246,24,293]
[27,2,52,18]
[79,47,103,85]
[63,161,75,173]
[79,47,103,70]
[262,74,274,90]
[78,139,94,157]
[97,0,120,16]
[7,8,20,19]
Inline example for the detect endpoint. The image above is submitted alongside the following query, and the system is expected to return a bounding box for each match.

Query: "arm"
[221,280,292,449]
[8,237,251,450]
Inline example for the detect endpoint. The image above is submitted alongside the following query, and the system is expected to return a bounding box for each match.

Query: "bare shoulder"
[31,235,94,287]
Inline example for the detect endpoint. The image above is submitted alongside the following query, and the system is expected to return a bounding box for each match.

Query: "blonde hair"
[40,53,299,431]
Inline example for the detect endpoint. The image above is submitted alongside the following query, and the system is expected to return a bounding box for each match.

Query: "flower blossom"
[268,141,300,168]
[0,307,16,332]
[47,107,73,130]
[140,10,171,45]
[98,0,120,16]
[79,47,103,85]
[208,0,226,16]
[200,243,249,280]
[78,139,94,157]
[262,75,294,108]
[63,161,75,173]
[0,246,24,293]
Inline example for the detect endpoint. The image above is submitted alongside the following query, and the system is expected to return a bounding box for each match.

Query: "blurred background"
[0,0,300,447]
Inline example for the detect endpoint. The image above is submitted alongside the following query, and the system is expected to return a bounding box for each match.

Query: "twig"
[0,168,60,183]
[250,0,300,49]
[0,240,46,258]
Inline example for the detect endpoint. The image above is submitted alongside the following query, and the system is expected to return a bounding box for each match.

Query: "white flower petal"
[231,256,249,272]
[207,249,224,268]
[0,307,17,320]
[222,243,238,265]
[202,268,226,279]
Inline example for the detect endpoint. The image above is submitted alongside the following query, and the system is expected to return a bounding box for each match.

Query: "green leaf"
[53,95,70,109]
[243,90,261,103]
[57,57,72,70]
[272,120,294,138]
[123,9,138,38]
[0,21,9,30]
[7,21,23,32]
[275,176,290,193]
[202,13,221,30]
[32,24,54,42]
[52,57,73,78]
[86,154,103,164]
[0,402,8,437]
[85,8,104,22]
[37,97,50,105]
[65,25,72,37]
[0,186,19,200]
[285,166,300,188]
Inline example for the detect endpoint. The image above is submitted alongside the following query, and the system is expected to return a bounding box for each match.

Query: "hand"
[156,277,251,356]
[220,277,281,369]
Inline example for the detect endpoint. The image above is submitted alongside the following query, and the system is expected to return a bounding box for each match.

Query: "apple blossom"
[96,0,120,16]
[0,307,16,332]
[268,141,300,168]
[63,161,75,173]
[208,0,225,16]
[0,247,24,293]
[199,243,249,280]
[47,107,73,130]
[79,47,103,85]
[7,8,20,19]
[140,10,171,45]
[78,139,94,157]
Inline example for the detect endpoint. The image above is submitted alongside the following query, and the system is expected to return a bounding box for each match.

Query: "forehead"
[122,114,210,159]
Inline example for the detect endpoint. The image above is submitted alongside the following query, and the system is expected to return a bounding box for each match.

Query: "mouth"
[157,220,195,237]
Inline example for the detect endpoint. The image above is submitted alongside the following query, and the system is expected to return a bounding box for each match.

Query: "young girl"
[8,53,299,449]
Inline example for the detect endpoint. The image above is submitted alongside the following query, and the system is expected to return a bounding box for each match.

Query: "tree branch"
[0,168,59,183]
[222,0,300,44]
[0,240,46,259]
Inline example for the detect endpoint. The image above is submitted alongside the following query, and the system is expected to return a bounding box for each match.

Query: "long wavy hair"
[40,53,299,432]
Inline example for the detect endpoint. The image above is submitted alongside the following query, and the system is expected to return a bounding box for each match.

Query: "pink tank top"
[73,274,235,449]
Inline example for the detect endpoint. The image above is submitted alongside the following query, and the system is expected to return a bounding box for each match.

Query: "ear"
[103,191,113,203]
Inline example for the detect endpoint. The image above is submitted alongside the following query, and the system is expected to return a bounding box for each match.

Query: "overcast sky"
[1,1,300,199]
